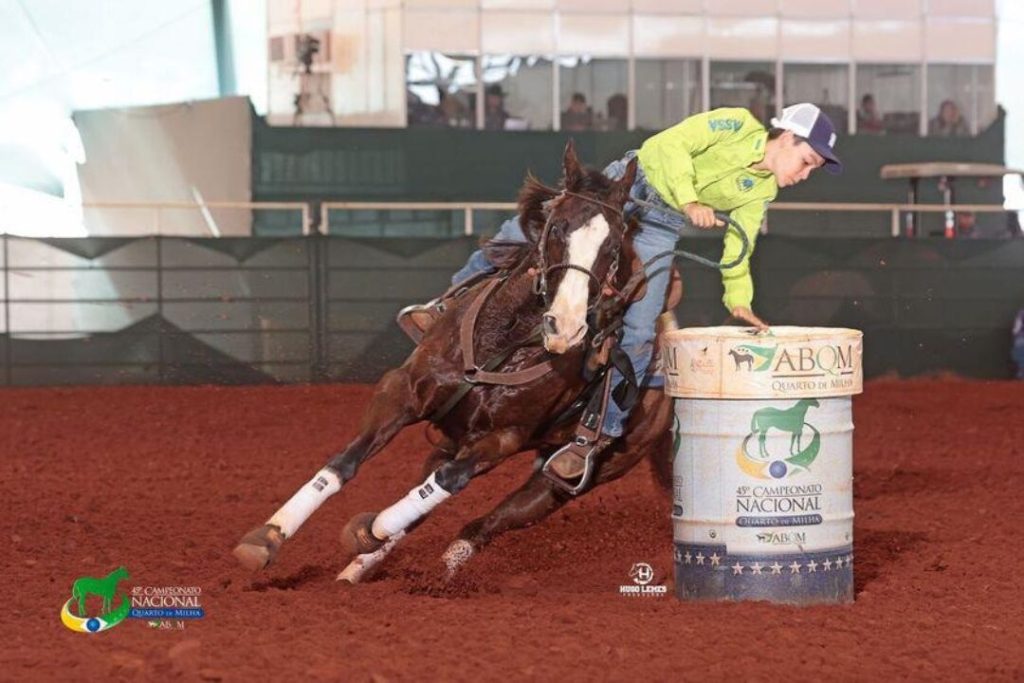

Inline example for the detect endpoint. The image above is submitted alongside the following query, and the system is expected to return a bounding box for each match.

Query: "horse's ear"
[562,138,584,190]
[611,157,638,207]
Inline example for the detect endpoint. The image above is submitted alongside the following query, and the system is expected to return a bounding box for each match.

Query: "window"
[635,59,702,131]
[482,55,554,131]
[783,63,850,134]
[926,64,996,137]
[405,52,477,129]
[557,57,629,132]
[710,61,776,126]
[855,64,921,135]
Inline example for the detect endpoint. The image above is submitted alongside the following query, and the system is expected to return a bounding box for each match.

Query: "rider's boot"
[395,271,492,343]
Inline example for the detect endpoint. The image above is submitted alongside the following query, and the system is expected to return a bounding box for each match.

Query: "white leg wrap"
[336,531,406,584]
[267,468,342,538]
[372,472,451,539]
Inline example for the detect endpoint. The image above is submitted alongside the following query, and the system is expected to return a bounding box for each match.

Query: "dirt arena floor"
[2,379,1022,681]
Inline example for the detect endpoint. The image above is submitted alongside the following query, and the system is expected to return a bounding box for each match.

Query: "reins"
[430,189,751,423]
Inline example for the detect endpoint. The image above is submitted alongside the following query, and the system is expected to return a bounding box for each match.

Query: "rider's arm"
[638,108,757,210]
[720,199,766,313]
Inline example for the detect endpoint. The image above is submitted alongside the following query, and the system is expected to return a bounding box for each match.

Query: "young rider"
[399,102,843,488]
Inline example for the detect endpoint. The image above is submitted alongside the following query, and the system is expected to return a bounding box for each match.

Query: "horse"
[233,141,677,582]
[728,348,754,371]
[72,566,129,617]
[750,398,819,458]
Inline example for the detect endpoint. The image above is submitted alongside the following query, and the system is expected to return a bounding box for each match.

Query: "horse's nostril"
[542,314,558,336]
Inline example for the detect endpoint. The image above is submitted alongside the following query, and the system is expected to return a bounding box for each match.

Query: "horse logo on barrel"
[60,566,131,633]
[728,344,777,372]
[737,399,821,480]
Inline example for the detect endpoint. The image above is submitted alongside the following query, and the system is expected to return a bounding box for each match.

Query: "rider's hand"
[731,306,769,331]
[684,202,725,229]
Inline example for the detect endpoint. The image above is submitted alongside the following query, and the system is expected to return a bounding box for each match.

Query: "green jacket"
[637,107,778,312]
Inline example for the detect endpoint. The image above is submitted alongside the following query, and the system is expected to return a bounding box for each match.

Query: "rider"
[399,102,843,488]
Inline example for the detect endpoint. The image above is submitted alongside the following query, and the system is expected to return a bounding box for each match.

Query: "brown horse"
[233,141,676,581]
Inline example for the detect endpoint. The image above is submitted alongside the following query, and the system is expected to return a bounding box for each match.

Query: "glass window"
[855,64,921,135]
[927,64,997,137]
[405,51,477,129]
[635,59,702,131]
[710,61,776,127]
[557,57,629,132]
[783,63,850,134]
[482,55,554,131]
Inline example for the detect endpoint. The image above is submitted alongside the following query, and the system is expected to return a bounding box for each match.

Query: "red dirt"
[3,380,1023,681]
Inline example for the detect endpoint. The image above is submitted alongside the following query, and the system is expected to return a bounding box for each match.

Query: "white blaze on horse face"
[544,213,610,353]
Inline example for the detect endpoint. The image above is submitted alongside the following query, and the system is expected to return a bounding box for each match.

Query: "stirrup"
[541,436,608,496]
[396,299,446,343]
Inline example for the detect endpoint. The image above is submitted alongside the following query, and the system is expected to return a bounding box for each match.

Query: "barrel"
[662,326,863,605]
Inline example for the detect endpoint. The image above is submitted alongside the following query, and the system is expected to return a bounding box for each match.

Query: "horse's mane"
[481,167,624,271]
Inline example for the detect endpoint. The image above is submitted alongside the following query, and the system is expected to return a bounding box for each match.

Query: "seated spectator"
[407,89,444,127]
[438,89,471,128]
[1013,307,1024,379]
[748,91,772,127]
[561,93,593,132]
[956,211,979,238]
[929,99,970,137]
[606,94,627,131]
[484,84,510,131]
[856,94,885,135]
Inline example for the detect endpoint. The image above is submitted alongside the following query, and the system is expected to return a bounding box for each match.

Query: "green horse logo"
[737,399,821,480]
[60,566,131,633]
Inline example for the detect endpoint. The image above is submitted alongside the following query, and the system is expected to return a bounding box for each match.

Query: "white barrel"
[663,326,863,604]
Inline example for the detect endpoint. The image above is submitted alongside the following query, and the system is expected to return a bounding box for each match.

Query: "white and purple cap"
[770,103,843,175]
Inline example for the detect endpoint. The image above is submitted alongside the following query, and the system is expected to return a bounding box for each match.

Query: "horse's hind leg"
[445,390,673,576]
[441,458,569,576]
[233,367,419,572]
[337,428,524,583]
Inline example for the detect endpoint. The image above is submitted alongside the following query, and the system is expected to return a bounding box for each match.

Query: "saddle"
[396,265,683,495]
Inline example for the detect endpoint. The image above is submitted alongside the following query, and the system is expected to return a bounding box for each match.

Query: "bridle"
[532,189,629,314]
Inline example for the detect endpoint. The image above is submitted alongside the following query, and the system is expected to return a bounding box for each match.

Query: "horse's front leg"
[233,366,421,572]
[336,427,525,583]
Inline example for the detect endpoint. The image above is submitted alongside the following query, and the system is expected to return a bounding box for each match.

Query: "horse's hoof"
[233,524,284,572]
[442,539,476,577]
[340,512,385,558]
[337,530,406,584]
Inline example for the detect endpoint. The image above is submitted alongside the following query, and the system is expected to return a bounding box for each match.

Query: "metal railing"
[771,202,1012,237]
[320,201,517,237]
[78,201,312,236]
[2,200,1010,238]
[322,200,1013,238]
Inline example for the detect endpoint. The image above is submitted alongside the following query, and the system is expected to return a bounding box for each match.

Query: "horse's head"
[519,140,637,354]
[112,566,130,581]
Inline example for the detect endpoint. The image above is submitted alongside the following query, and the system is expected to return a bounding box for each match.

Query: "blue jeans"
[453,152,685,437]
